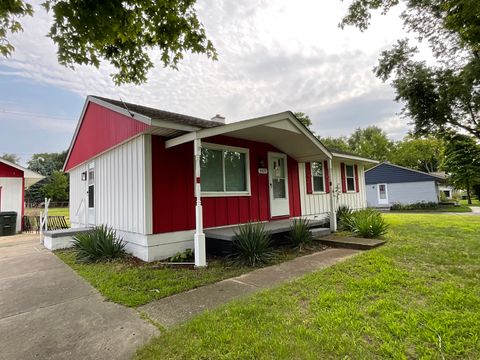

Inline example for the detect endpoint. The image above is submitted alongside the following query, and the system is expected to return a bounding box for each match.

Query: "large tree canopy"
[348,126,393,161]
[390,135,444,173]
[1,0,217,84]
[341,0,480,140]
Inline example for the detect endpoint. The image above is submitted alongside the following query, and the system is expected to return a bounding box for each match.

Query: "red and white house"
[0,158,44,233]
[61,96,376,264]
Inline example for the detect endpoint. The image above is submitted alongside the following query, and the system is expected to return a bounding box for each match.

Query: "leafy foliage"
[341,0,480,141]
[293,112,313,129]
[0,153,20,164]
[287,218,313,248]
[72,225,126,263]
[348,126,393,161]
[27,151,67,176]
[336,205,354,231]
[169,248,194,262]
[230,222,274,267]
[41,170,68,201]
[319,136,350,152]
[442,134,480,204]
[0,0,33,56]
[389,136,444,173]
[391,202,440,211]
[348,209,389,238]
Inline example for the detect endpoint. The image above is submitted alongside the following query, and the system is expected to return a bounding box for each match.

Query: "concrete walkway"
[0,234,157,360]
[140,248,360,327]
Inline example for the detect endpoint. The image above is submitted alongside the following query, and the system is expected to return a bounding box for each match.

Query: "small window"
[200,145,248,194]
[311,162,325,193]
[88,165,94,208]
[345,165,356,192]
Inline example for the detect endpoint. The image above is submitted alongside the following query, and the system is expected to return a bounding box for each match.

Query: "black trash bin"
[0,211,18,236]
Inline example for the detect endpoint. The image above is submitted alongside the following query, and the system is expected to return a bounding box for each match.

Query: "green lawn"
[56,243,326,307]
[25,207,70,224]
[460,199,480,206]
[136,214,480,360]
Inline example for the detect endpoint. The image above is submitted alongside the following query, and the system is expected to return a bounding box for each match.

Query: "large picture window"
[311,162,325,193]
[345,164,356,192]
[200,144,249,195]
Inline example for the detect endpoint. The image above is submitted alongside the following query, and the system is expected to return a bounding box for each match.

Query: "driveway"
[0,234,157,360]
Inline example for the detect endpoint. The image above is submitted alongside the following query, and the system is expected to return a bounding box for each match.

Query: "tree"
[318,136,350,152]
[294,112,313,129]
[1,153,20,164]
[41,170,68,201]
[1,1,217,85]
[341,0,480,141]
[389,136,444,173]
[348,126,393,161]
[442,134,480,205]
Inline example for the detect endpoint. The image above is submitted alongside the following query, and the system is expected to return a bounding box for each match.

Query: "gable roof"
[91,96,223,129]
[0,158,44,188]
[365,162,444,184]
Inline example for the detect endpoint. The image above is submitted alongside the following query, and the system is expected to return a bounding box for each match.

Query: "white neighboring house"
[365,162,445,208]
[47,96,378,263]
[0,158,44,232]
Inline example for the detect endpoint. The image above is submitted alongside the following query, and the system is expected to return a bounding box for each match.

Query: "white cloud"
[0,0,413,138]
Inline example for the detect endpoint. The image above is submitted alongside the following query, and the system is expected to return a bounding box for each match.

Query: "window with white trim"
[311,162,325,193]
[200,144,249,194]
[345,164,356,191]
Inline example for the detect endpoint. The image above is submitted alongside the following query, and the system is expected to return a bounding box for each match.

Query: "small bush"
[349,209,389,238]
[287,218,313,248]
[230,222,274,267]
[337,205,355,231]
[169,248,194,262]
[391,202,439,210]
[72,225,126,263]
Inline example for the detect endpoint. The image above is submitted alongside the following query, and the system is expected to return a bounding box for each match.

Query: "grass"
[136,214,480,360]
[56,242,327,307]
[460,199,480,206]
[24,207,70,224]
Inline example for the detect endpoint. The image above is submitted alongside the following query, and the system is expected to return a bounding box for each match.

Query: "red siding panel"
[151,135,303,234]
[64,102,149,171]
[340,162,347,193]
[323,160,330,193]
[0,162,23,178]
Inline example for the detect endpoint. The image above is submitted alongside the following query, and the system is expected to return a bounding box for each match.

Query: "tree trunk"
[466,179,472,205]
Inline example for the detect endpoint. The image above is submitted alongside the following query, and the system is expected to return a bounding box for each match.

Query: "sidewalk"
[139,248,360,327]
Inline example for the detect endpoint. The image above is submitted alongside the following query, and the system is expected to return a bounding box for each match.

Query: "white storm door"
[87,162,95,225]
[378,183,388,205]
[268,152,289,217]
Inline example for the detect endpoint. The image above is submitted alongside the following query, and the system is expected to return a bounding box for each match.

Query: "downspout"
[328,158,337,232]
[193,137,207,267]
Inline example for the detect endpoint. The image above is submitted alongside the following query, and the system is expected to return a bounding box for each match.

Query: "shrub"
[230,222,274,267]
[72,225,126,263]
[349,209,389,238]
[337,205,355,231]
[287,218,313,248]
[391,202,439,210]
[169,248,194,262]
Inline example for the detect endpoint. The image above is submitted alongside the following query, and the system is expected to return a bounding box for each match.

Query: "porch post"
[193,138,207,267]
[328,159,337,232]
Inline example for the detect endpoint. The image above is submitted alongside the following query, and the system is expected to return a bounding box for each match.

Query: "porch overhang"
[165,111,332,162]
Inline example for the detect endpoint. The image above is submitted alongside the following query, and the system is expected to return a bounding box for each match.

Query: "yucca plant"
[72,225,126,263]
[230,222,274,267]
[349,209,389,238]
[337,205,355,231]
[287,218,313,249]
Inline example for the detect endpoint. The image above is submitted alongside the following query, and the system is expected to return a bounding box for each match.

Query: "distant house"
[0,158,44,232]
[55,95,377,264]
[365,162,445,208]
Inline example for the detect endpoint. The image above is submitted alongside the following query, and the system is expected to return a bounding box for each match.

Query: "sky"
[0,0,412,166]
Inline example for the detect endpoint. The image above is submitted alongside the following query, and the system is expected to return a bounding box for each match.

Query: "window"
[345,164,356,191]
[200,144,249,195]
[311,162,325,193]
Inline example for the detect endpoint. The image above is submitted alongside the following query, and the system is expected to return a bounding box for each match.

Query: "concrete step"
[310,227,330,237]
[314,235,385,250]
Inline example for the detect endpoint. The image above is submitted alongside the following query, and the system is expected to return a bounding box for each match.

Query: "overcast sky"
[0,0,412,165]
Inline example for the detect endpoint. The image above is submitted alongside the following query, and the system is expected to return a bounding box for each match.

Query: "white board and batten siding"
[69,135,152,235]
[0,177,23,232]
[298,160,367,219]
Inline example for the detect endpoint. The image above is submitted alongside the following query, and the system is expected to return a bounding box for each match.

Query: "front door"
[378,183,388,205]
[87,162,95,225]
[268,152,289,217]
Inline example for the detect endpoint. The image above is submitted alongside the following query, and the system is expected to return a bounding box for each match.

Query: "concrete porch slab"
[315,235,386,250]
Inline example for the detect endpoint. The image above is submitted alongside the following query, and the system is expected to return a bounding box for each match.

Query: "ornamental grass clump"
[287,218,313,249]
[337,205,355,231]
[72,225,126,263]
[349,209,389,238]
[230,222,274,267]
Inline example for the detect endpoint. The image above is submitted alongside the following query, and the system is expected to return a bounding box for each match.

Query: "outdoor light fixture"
[81,171,87,181]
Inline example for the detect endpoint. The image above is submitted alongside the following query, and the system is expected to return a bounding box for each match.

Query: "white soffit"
[264,120,301,134]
